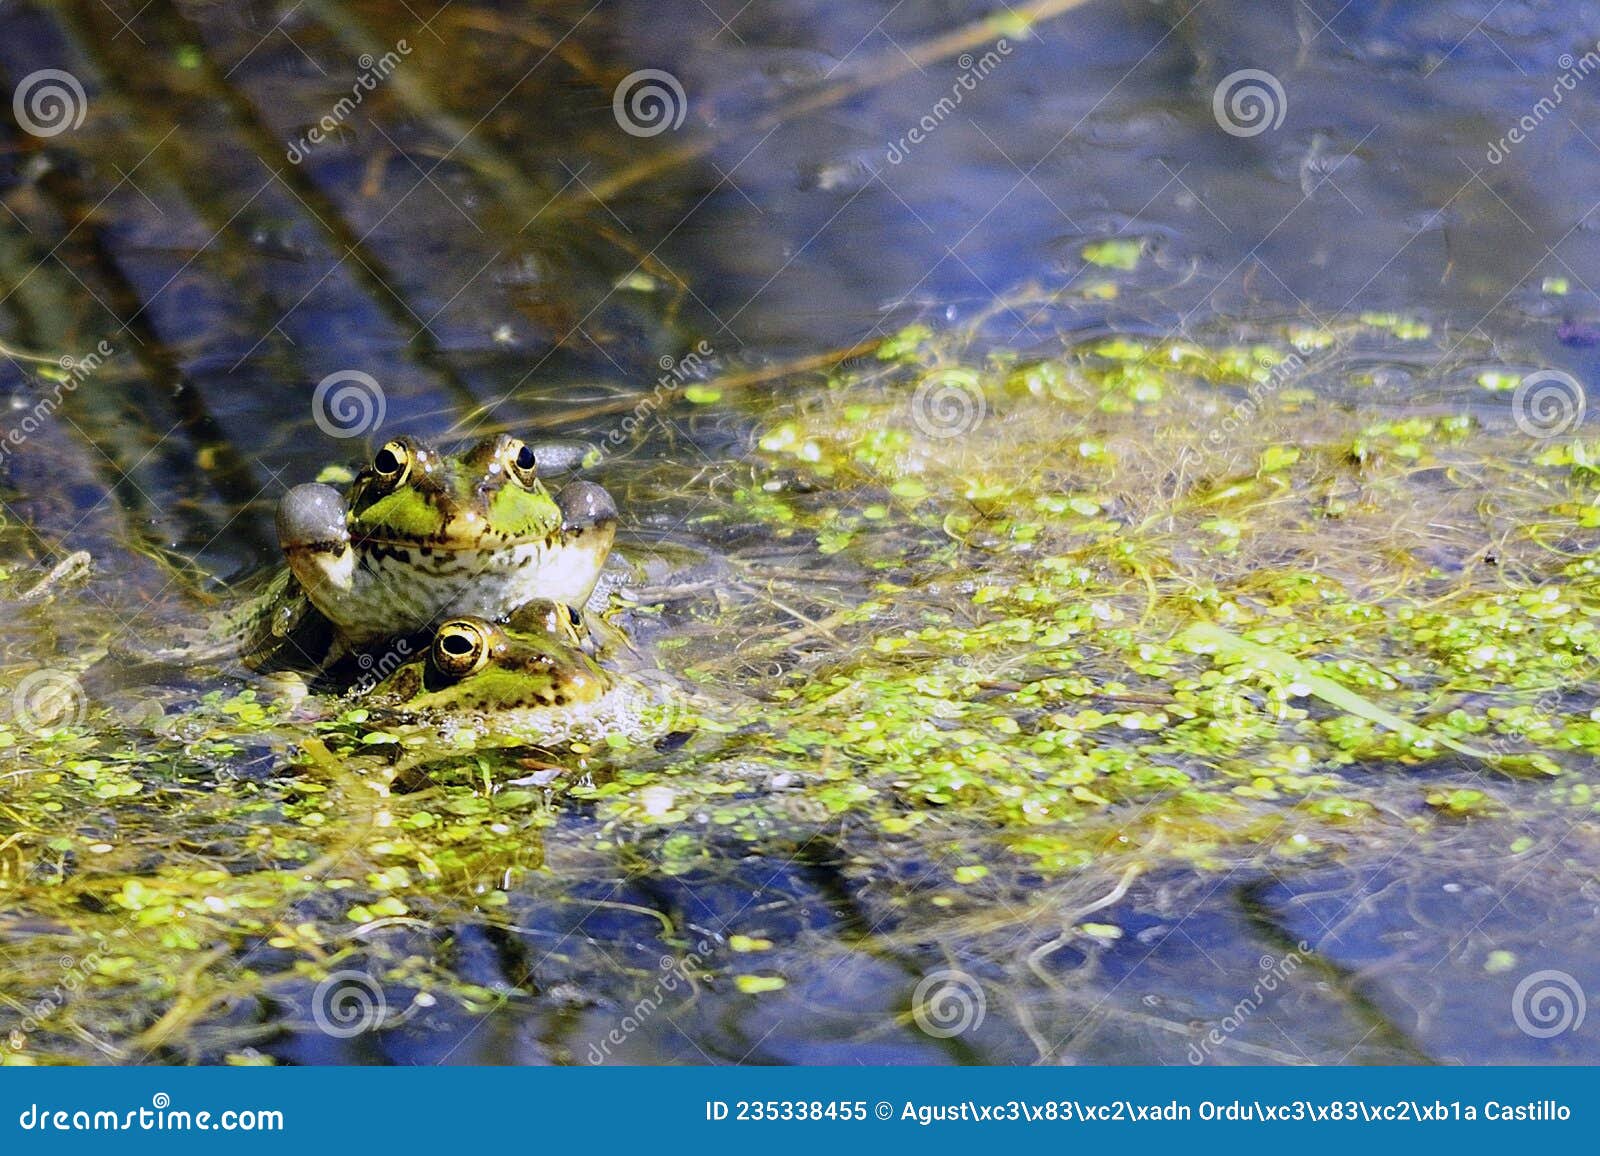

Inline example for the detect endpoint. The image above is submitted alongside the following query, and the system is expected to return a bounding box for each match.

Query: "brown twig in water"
[452,338,882,435]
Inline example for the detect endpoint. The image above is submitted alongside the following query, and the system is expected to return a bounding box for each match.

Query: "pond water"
[2,0,1600,1065]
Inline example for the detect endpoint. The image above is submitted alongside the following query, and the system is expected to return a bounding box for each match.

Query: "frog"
[363,603,672,752]
[277,433,618,645]
[118,434,618,673]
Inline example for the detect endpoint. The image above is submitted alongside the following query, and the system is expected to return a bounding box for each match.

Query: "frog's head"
[381,615,614,715]
[277,435,613,642]
[345,434,563,548]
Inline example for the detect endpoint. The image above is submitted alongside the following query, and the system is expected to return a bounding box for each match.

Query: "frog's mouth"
[547,480,618,602]
[349,525,550,551]
[280,542,358,633]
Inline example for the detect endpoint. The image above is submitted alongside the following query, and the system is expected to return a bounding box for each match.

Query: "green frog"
[364,604,673,752]
[126,434,618,671]
[278,433,617,644]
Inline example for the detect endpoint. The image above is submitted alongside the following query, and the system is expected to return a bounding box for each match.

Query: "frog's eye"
[370,439,414,489]
[502,438,540,488]
[431,619,492,678]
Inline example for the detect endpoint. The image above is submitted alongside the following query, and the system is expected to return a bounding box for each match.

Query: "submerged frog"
[365,605,672,751]
[125,434,618,672]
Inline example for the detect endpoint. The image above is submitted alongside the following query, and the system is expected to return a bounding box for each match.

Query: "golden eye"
[431,619,492,678]
[369,438,413,489]
[501,438,539,488]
